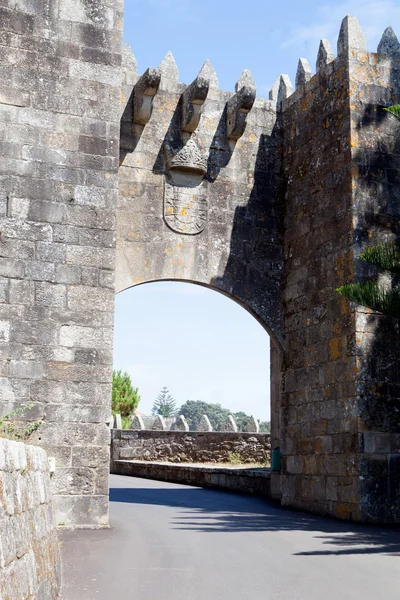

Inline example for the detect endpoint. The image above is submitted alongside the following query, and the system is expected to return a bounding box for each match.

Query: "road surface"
[60,473,400,599]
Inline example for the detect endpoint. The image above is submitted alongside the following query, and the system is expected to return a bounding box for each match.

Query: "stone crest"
[164,138,208,235]
[164,180,207,235]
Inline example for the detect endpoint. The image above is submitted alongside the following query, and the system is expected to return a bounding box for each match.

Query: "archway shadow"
[109,485,400,555]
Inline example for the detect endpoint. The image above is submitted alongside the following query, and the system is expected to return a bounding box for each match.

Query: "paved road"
[60,474,400,600]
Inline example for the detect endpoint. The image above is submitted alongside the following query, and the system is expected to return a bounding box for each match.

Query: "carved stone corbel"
[133,67,161,126]
[226,85,256,140]
[181,75,210,133]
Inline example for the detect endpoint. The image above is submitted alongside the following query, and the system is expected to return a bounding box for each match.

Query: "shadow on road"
[110,485,400,556]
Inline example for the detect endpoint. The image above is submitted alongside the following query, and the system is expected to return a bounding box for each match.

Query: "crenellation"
[158,50,180,91]
[337,15,367,57]
[295,58,312,88]
[377,26,400,57]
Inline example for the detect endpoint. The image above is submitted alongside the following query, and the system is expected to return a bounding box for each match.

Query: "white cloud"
[281,0,400,51]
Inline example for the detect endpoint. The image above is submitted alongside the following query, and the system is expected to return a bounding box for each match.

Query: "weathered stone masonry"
[0,0,123,527]
[1,2,400,526]
[0,439,61,599]
[280,19,400,522]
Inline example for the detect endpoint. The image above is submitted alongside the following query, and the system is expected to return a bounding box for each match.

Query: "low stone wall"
[112,460,271,498]
[111,429,271,465]
[0,439,61,600]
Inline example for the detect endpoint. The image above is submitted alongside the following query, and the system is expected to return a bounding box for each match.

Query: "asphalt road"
[60,474,400,600]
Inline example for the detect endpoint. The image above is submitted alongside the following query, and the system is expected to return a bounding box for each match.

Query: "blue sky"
[115,1,400,420]
[124,0,400,94]
[114,283,270,419]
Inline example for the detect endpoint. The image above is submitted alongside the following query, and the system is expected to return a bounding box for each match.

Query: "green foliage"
[0,404,42,441]
[179,400,230,431]
[179,400,268,432]
[359,242,400,274]
[337,282,400,318]
[259,421,271,433]
[233,411,251,432]
[112,370,140,418]
[337,240,400,318]
[152,387,177,418]
[227,452,242,465]
[384,104,400,119]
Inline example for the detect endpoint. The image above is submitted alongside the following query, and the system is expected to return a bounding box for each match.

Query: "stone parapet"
[111,429,271,466]
[0,438,61,599]
[112,460,271,499]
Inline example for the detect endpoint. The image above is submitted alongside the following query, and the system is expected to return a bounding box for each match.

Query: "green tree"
[152,387,177,418]
[112,370,140,419]
[234,411,252,432]
[259,421,271,433]
[336,104,400,317]
[337,106,400,317]
[337,241,400,318]
[179,400,232,431]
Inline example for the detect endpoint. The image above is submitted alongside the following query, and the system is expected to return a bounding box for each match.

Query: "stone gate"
[0,0,400,526]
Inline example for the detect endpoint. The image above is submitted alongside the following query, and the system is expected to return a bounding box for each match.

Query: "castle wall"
[118,53,284,345]
[280,48,360,519]
[0,0,123,527]
[349,42,400,521]
[281,19,400,522]
[0,439,61,600]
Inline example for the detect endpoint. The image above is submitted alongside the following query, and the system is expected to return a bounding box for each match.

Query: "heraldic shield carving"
[164,180,207,234]
[164,137,208,235]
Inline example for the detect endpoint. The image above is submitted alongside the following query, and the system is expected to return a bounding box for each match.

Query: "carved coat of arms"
[164,138,208,235]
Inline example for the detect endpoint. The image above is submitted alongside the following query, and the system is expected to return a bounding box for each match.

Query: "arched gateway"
[0,1,399,525]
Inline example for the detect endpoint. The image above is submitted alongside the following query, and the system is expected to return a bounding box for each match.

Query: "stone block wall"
[349,34,400,522]
[112,460,271,499]
[280,18,400,521]
[111,429,271,466]
[0,0,124,527]
[118,48,284,345]
[281,45,357,519]
[0,438,61,600]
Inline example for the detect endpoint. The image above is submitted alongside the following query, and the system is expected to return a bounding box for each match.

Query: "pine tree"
[152,387,177,418]
[337,241,400,318]
[112,370,140,418]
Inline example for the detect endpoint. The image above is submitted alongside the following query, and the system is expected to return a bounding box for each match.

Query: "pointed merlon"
[198,59,218,89]
[175,415,189,431]
[226,79,256,141]
[316,39,334,71]
[113,414,122,429]
[220,415,238,432]
[378,26,400,56]
[246,416,260,433]
[122,43,137,73]
[133,67,161,125]
[151,415,166,430]
[295,58,312,88]
[159,51,179,90]
[235,68,256,93]
[122,43,138,85]
[269,74,293,108]
[130,414,145,430]
[198,414,213,431]
[181,70,210,133]
[337,15,367,57]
